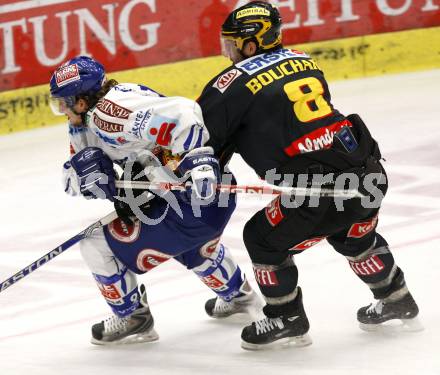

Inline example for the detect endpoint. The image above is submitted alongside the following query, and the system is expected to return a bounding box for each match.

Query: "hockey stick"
[0,211,118,294]
[115,181,365,198]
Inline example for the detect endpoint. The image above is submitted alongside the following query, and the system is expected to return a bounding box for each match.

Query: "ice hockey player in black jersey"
[197,1,422,350]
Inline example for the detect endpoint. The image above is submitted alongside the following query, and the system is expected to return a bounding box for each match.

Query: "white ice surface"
[0,70,439,375]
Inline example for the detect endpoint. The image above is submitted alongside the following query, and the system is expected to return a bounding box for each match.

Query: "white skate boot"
[91,284,159,345]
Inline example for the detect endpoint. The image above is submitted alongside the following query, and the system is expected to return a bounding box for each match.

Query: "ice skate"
[241,287,312,350]
[91,284,159,345]
[358,291,423,333]
[205,278,264,319]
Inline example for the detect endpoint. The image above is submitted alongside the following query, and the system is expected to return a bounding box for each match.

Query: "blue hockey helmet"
[49,56,106,115]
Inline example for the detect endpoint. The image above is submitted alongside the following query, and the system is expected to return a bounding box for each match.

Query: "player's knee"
[243,216,263,254]
[190,243,245,301]
[79,239,96,267]
[177,237,222,270]
[243,218,254,247]
[191,243,232,276]
[330,229,385,257]
[243,218,283,264]
[79,227,112,268]
[328,215,386,257]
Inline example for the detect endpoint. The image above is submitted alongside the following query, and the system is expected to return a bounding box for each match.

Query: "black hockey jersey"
[198,48,357,179]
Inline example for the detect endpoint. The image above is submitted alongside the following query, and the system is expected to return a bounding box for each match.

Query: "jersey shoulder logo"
[146,115,179,146]
[237,48,310,75]
[96,98,132,119]
[212,69,242,93]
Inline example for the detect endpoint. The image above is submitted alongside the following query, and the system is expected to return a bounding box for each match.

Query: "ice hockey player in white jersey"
[49,56,263,345]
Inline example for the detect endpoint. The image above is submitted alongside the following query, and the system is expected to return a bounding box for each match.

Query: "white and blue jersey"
[63,83,244,318]
[63,83,208,194]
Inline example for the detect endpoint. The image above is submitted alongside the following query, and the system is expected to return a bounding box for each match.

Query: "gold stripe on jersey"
[245,58,321,95]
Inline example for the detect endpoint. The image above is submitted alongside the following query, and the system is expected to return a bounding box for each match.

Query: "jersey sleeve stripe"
[194,127,203,149]
[183,125,195,151]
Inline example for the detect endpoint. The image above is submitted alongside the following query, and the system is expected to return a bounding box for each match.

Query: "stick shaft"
[115,180,364,198]
[0,211,118,293]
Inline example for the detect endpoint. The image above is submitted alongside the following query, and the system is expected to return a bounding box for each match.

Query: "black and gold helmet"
[221,1,282,53]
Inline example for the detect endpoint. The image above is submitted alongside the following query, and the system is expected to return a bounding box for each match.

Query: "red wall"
[0,0,439,91]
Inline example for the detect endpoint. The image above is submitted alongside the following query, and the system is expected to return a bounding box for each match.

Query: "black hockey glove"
[114,161,153,226]
[114,197,137,226]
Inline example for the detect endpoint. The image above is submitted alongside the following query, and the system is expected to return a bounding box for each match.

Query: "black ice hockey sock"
[252,256,298,305]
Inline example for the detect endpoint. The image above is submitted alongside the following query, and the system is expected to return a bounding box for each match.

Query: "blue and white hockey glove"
[178,146,220,201]
[70,147,117,201]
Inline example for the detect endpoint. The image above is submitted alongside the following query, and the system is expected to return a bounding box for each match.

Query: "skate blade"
[241,333,312,351]
[359,317,424,333]
[91,328,159,346]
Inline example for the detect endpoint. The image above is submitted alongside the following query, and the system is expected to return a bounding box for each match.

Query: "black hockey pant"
[243,193,405,309]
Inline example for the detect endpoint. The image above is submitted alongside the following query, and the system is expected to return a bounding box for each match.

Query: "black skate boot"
[358,290,422,332]
[205,277,264,319]
[241,287,312,350]
[91,284,159,345]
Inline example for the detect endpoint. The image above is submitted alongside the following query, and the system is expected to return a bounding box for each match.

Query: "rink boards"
[0,25,439,134]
